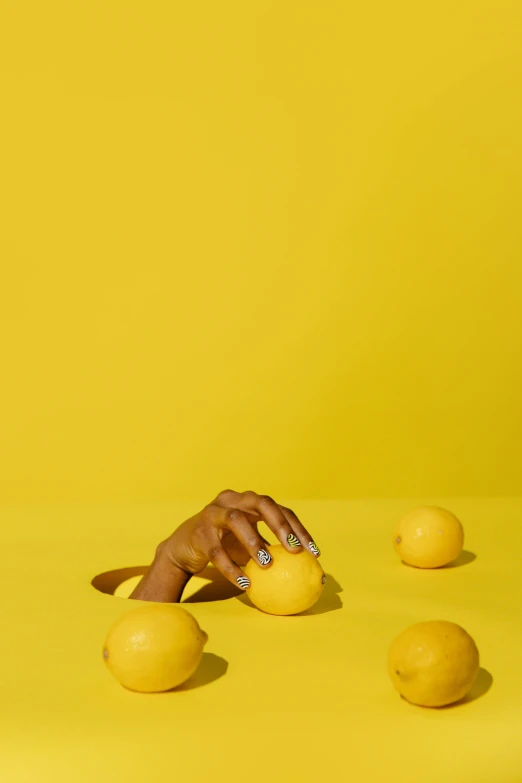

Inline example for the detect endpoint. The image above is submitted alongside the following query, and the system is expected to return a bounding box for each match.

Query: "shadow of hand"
[182,566,243,602]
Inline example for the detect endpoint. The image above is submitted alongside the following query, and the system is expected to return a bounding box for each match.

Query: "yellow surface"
[2,498,522,783]
[2,1,522,505]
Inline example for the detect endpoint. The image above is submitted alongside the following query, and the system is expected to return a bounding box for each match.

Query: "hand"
[130,489,320,602]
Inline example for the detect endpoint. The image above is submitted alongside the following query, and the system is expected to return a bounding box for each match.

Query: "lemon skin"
[393,506,464,568]
[244,544,325,615]
[388,620,480,707]
[103,604,208,692]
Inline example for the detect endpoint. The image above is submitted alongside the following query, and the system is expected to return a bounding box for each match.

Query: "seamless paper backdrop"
[1,0,522,504]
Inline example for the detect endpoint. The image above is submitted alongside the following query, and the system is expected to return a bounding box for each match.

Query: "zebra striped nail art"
[308,541,320,556]
[257,549,272,566]
[287,533,301,548]
[237,576,250,590]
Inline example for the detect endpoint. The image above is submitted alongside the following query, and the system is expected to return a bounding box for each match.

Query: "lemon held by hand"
[103,604,208,692]
[244,544,325,615]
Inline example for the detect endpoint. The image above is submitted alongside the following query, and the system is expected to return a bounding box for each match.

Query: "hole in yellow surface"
[91,564,242,602]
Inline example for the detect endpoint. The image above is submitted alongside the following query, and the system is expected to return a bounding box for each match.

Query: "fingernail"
[257,549,272,566]
[287,533,301,548]
[237,576,250,590]
[308,541,320,556]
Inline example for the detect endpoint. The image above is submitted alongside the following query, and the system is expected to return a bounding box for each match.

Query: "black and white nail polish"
[308,541,320,556]
[237,576,250,590]
[287,533,301,548]
[257,549,272,566]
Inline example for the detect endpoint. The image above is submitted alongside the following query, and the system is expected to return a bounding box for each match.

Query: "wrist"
[154,542,192,583]
[130,543,192,603]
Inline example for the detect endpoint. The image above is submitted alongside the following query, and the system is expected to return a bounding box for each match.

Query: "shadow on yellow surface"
[91,564,243,602]
[91,566,148,596]
[452,667,494,707]
[443,550,477,569]
[400,550,477,570]
[91,564,343,614]
[174,653,229,692]
[237,572,343,615]
[126,653,229,694]
[401,667,494,710]
[186,567,344,613]
[182,566,242,602]
[302,573,343,615]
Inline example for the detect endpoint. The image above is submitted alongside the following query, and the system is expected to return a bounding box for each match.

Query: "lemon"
[244,544,325,615]
[393,506,464,568]
[388,621,480,707]
[103,603,208,692]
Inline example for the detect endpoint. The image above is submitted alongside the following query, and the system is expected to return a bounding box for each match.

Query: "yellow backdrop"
[2,1,522,504]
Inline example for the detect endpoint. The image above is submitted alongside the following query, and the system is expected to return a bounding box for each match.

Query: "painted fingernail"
[257,549,272,566]
[237,576,250,590]
[287,533,301,548]
[308,541,320,556]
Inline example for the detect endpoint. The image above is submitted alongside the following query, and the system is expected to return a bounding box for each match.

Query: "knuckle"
[208,545,222,561]
[224,564,235,576]
[258,494,274,507]
[201,504,213,521]
[225,508,241,524]
[217,489,234,501]
[247,537,258,548]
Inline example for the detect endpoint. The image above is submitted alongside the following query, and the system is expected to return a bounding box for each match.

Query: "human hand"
[130,489,320,602]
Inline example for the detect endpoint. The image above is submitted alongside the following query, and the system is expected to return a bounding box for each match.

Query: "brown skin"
[130,489,319,603]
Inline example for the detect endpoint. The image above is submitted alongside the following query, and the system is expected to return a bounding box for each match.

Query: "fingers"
[213,489,259,513]
[206,504,273,568]
[211,489,321,557]
[213,490,262,524]
[206,538,251,591]
[233,492,306,554]
[279,505,320,557]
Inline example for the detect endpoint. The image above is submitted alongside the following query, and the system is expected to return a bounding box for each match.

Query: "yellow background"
[2,0,522,505]
[2,8,522,780]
